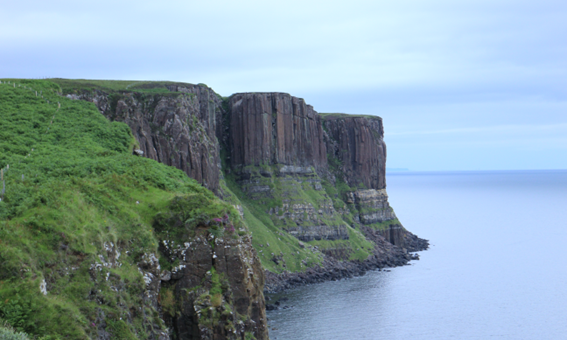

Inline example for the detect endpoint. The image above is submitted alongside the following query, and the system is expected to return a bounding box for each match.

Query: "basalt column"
[228,92,327,172]
[227,93,349,242]
[323,115,386,190]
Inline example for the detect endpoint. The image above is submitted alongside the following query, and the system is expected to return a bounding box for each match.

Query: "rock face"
[268,199,349,242]
[322,114,410,247]
[228,93,327,172]
[345,189,397,224]
[161,235,267,340]
[323,115,386,190]
[225,93,352,246]
[155,197,268,340]
[67,84,223,194]
[223,93,421,251]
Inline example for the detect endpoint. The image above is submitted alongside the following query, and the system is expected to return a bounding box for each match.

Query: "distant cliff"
[322,114,411,248]
[220,92,428,290]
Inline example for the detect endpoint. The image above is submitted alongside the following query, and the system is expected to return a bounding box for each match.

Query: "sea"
[266,170,567,340]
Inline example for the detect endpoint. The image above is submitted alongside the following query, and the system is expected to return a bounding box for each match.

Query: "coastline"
[264,231,429,293]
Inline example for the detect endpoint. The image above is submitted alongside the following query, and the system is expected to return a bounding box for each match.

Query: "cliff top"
[230,91,302,96]
[47,78,212,95]
[320,112,382,121]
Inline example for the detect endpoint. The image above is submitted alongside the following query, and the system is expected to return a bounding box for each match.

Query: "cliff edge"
[0,79,427,340]
[57,80,428,290]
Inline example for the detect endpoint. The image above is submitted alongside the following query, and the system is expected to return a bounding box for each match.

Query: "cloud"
[387,123,567,136]
[3,0,565,92]
[1,0,566,170]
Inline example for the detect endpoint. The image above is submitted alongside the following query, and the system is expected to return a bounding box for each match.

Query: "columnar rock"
[228,93,327,172]
[226,93,351,243]
[323,114,386,190]
[322,114,407,247]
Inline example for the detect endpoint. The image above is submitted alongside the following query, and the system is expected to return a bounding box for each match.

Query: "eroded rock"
[70,84,224,194]
[158,228,268,339]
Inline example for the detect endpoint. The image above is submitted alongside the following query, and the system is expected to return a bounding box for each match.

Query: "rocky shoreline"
[264,231,429,293]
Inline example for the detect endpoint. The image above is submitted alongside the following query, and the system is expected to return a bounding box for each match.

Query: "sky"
[1,0,566,171]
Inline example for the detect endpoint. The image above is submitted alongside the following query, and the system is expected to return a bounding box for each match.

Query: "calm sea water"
[266,170,567,340]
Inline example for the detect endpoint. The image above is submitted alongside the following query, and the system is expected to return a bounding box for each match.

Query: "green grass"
[319,112,381,120]
[220,177,323,273]
[309,226,375,261]
[46,78,207,95]
[220,162,376,272]
[0,79,228,339]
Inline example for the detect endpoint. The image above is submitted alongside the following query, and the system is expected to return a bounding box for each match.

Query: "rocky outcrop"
[268,199,349,242]
[155,197,268,340]
[223,93,426,252]
[160,235,267,340]
[225,94,354,246]
[67,84,224,194]
[86,244,168,340]
[403,230,430,252]
[345,189,397,224]
[322,114,412,248]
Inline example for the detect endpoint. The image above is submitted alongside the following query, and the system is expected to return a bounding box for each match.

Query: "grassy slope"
[220,176,326,274]
[0,79,234,339]
[221,163,375,272]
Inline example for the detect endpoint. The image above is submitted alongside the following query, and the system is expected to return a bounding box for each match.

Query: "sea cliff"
[0,78,427,340]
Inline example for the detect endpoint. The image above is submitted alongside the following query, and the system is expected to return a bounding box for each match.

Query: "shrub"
[0,319,31,340]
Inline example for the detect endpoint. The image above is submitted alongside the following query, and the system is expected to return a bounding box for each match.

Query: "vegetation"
[319,112,381,120]
[220,170,325,273]
[48,78,207,95]
[220,161,378,269]
[0,318,31,340]
[0,77,402,338]
[152,194,243,246]
[209,267,223,307]
[0,79,222,338]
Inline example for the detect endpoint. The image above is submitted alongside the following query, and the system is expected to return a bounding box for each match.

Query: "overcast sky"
[2,0,566,170]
